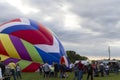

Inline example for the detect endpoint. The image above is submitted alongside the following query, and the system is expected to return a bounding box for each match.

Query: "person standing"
[99,62,104,77]
[49,65,54,77]
[8,60,16,80]
[78,61,84,80]
[70,63,74,72]
[114,63,119,75]
[105,64,109,75]
[73,63,79,80]
[39,65,43,75]
[86,64,93,80]
[43,62,50,80]
[59,63,67,78]
[4,65,11,80]
[54,62,59,78]
[16,63,22,79]
[0,57,5,79]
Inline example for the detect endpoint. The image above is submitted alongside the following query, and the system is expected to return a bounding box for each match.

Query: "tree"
[66,50,76,63]
[66,50,88,63]
[81,56,88,60]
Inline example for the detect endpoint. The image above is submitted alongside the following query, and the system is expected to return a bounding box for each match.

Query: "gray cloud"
[0,2,25,22]
[0,0,120,59]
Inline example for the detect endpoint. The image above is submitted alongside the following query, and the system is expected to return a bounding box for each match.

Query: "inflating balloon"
[0,18,69,72]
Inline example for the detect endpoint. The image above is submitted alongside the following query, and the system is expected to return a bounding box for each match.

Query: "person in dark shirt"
[114,63,119,75]
[60,63,66,78]
[73,63,79,80]
[39,65,43,75]
[86,64,93,80]
[53,62,59,77]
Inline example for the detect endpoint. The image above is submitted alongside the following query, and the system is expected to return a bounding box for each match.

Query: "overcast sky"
[0,0,120,60]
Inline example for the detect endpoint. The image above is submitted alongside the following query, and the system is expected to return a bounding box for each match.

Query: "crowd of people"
[39,61,85,80]
[0,57,22,80]
[39,60,120,80]
[72,60,120,80]
[39,62,60,80]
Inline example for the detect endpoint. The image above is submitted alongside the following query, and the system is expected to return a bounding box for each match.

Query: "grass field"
[10,72,120,80]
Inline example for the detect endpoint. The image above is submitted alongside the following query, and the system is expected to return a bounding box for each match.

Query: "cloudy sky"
[0,0,120,60]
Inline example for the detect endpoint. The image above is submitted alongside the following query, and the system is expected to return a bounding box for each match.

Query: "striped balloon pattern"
[0,18,69,72]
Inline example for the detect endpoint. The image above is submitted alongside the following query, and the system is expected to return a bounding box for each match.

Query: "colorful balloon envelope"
[0,18,69,72]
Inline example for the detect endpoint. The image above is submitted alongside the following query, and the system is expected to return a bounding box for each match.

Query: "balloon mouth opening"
[60,56,68,67]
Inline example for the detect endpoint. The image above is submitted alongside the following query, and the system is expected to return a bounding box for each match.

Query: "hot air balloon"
[0,18,69,72]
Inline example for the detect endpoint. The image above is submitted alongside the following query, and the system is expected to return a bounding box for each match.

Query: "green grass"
[10,72,120,80]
